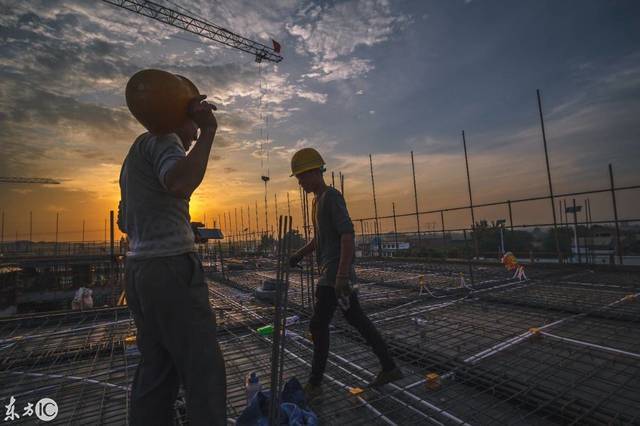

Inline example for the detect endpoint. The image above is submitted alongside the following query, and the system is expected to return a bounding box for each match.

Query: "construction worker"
[289,148,403,401]
[118,70,226,426]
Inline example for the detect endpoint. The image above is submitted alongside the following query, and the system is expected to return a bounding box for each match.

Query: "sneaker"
[303,382,324,402]
[368,367,403,387]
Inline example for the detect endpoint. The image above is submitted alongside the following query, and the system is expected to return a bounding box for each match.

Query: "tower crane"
[101,0,283,63]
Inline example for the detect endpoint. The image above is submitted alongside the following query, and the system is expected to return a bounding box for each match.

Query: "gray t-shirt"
[312,187,356,286]
[118,132,195,258]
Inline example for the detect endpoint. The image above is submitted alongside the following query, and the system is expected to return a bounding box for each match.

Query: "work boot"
[303,382,324,402]
[368,367,403,387]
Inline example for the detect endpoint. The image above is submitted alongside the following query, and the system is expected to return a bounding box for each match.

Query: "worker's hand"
[289,252,304,268]
[191,222,206,243]
[187,95,217,131]
[335,275,352,300]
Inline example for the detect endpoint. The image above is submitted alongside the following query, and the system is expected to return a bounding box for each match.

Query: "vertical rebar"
[462,131,478,258]
[247,205,251,251]
[558,200,563,226]
[585,198,591,264]
[223,212,227,235]
[609,164,623,265]
[410,151,422,244]
[0,210,4,250]
[572,199,581,264]
[56,212,60,255]
[537,89,562,263]
[241,207,245,253]
[269,216,285,425]
[331,171,335,188]
[340,172,345,195]
[264,181,269,239]
[275,194,279,240]
[256,200,261,245]
[299,187,310,308]
[587,198,594,264]
[287,192,291,218]
[276,216,293,408]
[392,202,399,256]
[82,220,85,246]
[440,210,446,241]
[359,219,365,256]
[29,211,33,252]
[463,229,475,286]
[110,210,115,261]
[508,200,514,231]
[369,154,382,257]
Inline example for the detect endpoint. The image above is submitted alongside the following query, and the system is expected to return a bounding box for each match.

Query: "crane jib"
[101,0,283,63]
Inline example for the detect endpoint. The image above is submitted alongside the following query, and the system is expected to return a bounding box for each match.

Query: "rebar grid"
[0,259,638,425]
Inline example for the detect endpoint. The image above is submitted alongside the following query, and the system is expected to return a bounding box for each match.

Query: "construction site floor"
[1,260,639,425]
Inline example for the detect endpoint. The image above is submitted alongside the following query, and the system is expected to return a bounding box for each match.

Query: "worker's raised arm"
[165,96,217,199]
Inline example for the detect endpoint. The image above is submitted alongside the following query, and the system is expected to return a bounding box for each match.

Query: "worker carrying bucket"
[289,148,403,402]
[118,69,227,426]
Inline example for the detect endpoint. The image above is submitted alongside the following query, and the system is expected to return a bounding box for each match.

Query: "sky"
[1,0,639,241]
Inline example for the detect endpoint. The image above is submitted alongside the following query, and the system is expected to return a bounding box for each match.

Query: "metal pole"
[241,207,245,254]
[264,182,269,239]
[537,89,562,263]
[29,211,33,252]
[584,198,591,264]
[410,151,422,243]
[572,199,580,264]
[287,192,291,217]
[558,200,563,226]
[462,131,478,258]
[56,212,60,255]
[275,193,279,232]
[82,220,85,246]
[234,208,238,250]
[587,198,594,264]
[392,202,399,257]
[359,219,365,256]
[508,200,514,231]
[255,200,260,250]
[331,171,335,188]
[110,210,115,260]
[247,204,253,248]
[463,229,475,285]
[609,164,623,265]
[340,172,345,195]
[369,154,382,257]
[440,210,446,241]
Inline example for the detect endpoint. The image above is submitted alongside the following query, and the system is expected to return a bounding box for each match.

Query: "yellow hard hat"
[125,69,200,134]
[290,148,325,177]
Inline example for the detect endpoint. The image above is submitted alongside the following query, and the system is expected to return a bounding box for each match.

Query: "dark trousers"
[308,286,395,385]
[125,252,227,426]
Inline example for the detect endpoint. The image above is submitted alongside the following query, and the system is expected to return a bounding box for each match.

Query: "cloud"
[304,57,374,82]
[287,0,410,82]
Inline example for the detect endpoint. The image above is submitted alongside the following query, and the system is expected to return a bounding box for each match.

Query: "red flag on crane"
[272,39,281,53]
